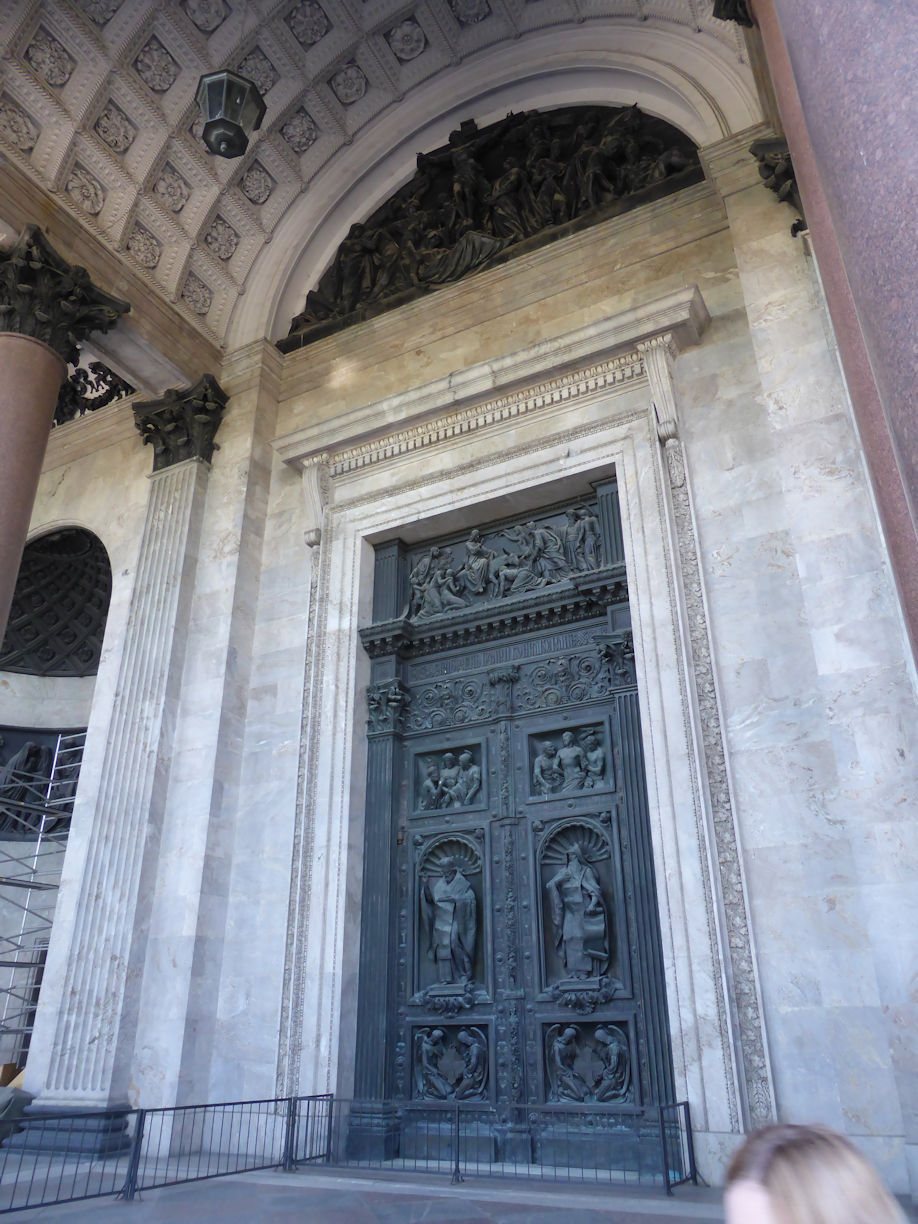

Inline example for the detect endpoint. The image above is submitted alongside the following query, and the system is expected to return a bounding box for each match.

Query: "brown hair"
[726,1124,906,1224]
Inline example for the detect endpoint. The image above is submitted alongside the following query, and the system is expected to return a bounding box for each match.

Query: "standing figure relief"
[546,842,609,981]
[421,855,477,984]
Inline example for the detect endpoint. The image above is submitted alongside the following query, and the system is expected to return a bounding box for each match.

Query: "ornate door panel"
[355,481,673,1145]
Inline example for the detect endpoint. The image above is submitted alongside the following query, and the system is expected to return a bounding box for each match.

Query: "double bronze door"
[387,621,673,1112]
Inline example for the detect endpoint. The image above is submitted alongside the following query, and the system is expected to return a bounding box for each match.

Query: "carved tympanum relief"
[407,505,603,621]
[287,105,699,344]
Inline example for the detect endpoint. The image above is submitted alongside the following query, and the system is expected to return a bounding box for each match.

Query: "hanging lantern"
[195,70,266,159]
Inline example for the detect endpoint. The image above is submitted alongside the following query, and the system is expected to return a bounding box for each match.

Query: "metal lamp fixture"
[195,69,266,158]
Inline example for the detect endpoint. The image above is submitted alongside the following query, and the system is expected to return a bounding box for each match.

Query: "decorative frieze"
[94,100,136,154]
[132,373,227,471]
[66,164,105,214]
[281,109,319,154]
[0,95,40,153]
[241,162,274,205]
[329,352,644,477]
[134,37,179,93]
[387,20,426,61]
[0,225,129,364]
[25,27,75,88]
[286,0,330,47]
[127,223,161,269]
[54,360,134,426]
[180,271,212,315]
[204,216,239,261]
[330,63,368,106]
[238,48,278,96]
[154,163,190,213]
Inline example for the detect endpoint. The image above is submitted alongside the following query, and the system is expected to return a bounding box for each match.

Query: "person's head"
[459,752,472,767]
[562,731,574,746]
[725,1124,906,1224]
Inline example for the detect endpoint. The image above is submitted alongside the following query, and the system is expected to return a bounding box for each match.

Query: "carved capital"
[301,451,331,548]
[0,225,129,365]
[133,374,228,472]
[712,0,753,26]
[749,137,806,227]
[366,679,410,735]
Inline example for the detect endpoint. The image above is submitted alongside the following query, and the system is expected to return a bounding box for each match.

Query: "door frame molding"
[273,285,775,1169]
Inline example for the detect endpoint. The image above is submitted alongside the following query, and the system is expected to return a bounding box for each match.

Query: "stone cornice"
[43,394,142,472]
[0,225,129,364]
[133,373,228,472]
[273,286,710,475]
[699,124,774,197]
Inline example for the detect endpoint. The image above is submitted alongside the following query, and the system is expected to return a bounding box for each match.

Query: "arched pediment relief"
[225,22,761,346]
[281,104,702,348]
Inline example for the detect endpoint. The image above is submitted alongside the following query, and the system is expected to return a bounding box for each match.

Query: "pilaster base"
[4,1103,132,1155]
[345,1101,400,1161]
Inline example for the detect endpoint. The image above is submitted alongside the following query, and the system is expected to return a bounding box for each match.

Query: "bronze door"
[354,485,674,1138]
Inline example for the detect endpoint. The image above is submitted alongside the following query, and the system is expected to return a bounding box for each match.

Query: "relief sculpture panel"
[545,1022,632,1103]
[538,820,625,1012]
[415,745,484,810]
[412,834,486,1012]
[407,505,603,621]
[529,726,610,797]
[413,1024,489,1101]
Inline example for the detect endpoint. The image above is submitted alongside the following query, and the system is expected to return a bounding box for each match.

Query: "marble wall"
[14,125,918,1193]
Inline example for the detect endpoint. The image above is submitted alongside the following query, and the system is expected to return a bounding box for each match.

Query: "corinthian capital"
[0,225,129,364]
[133,373,228,472]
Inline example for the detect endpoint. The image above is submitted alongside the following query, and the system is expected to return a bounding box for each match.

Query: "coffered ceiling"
[0,1,750,354]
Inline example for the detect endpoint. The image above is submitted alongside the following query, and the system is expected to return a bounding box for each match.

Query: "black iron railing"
[0,1093,695,1214]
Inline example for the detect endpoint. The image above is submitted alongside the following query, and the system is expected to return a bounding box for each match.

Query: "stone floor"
[9,1169,727,1223]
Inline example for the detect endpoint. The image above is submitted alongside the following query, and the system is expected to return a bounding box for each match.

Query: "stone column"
[719,1,918,655]
[25,376,227,1114]
[0,225,128,637]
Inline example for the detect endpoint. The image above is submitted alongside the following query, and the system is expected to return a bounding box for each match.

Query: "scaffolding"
[0,731,85,1069]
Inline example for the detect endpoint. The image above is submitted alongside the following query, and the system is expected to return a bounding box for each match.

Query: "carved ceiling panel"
[0,1,746,346]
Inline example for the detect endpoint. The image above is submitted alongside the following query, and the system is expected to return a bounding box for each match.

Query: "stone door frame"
[272,285,775,1171]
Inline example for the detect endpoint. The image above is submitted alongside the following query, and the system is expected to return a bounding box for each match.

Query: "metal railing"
[0,1093,695,1213]
[315,1098,696,1191]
